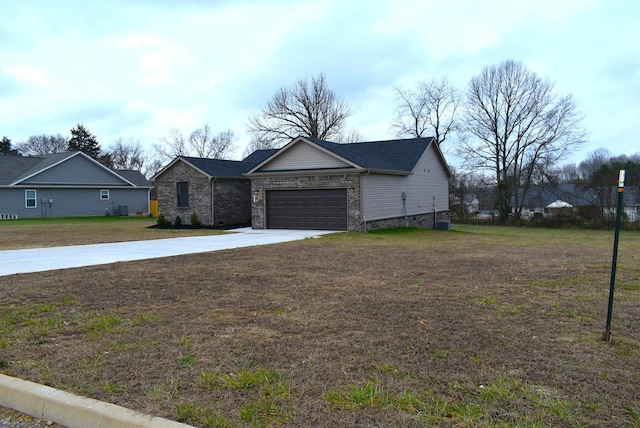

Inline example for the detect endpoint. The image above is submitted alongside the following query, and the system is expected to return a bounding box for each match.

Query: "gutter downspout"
[361,171,370,232]
[433,195,437,229]
[210,177,216,226]
[402,192,408,227]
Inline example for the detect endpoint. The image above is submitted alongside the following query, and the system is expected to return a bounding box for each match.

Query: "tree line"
[2,59,631,225]
[0,124,237,179]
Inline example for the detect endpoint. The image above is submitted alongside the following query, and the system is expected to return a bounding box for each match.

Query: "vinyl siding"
[362,144,449,221]
[20,155,127,186]
[259,142,351,171]
[0,187,149,218]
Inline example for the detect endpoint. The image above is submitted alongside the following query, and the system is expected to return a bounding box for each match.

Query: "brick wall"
[156,162,212,225]
[155,161,251,226]
[213,179,252,226]
[364,211,450,231]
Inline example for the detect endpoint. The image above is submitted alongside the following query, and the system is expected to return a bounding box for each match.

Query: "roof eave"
[152,157,214,181]
[245,167,411,178]
[246,167,366,178]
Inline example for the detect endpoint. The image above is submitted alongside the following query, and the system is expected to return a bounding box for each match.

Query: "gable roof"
[114,170,152,187]
[246,136,451,176]
[0,155,44,184]
[0,151,150,187]
[152,149,279,181]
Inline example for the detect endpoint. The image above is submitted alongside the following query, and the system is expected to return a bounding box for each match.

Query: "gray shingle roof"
[181,149,279,178]
[0,152,78,185]
[242,149,278,165]
[0,155,44,184]
[305,137,435,172]
[0,152,149,187]
[114,170,152,187]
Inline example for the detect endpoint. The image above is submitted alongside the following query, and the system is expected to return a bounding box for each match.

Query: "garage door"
[266,189,348,230]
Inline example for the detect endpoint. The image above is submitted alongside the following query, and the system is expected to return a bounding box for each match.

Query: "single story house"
[152,150,276,226]
[154,136,451,231]
[516,183,639,221]
[0,151,152,219]
[245,136,451,231]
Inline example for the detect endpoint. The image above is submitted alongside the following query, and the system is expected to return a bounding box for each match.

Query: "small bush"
[174,216,182,226]
[190,212,200,227]
[157,214,167,226]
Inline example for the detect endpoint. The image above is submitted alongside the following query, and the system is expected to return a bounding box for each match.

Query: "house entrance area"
[265,189,348,230]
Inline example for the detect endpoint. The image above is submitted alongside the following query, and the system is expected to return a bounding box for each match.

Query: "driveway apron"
[0,228,337,276]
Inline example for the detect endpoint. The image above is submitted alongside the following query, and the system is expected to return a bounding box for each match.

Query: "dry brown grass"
[0,217,223,250]
[1,225,639,427]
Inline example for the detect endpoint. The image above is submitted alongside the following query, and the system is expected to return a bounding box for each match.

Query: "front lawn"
[0,216,224,250]
[1,226,639,426]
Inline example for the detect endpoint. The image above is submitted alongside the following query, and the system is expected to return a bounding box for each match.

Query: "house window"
[100,189,110,200]
[25,190,37,208]
[177,182,189,207]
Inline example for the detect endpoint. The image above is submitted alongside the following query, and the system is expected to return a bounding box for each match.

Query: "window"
[25,190,37,208]
[177,182,189,207]
[100,189,110,200]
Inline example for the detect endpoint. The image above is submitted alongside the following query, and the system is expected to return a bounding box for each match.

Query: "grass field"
[0,221,639,427]
[0,217,223,249]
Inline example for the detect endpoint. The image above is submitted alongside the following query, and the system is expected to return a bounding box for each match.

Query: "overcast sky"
[1,0,638,167]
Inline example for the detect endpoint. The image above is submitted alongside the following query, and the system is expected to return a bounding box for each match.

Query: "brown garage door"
[266,189,348,230]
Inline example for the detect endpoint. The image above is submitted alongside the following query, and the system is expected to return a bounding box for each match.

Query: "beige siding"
[362,145,449,221]
[259,142,350,171]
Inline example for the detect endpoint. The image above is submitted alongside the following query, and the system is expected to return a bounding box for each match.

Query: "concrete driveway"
[0,228,338,277]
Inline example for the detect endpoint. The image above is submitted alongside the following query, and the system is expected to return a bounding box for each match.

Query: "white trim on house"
[25,189,37,208]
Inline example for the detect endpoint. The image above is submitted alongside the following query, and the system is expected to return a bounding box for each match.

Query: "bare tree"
[155,125,236,162]
[459,60,586,223]
[242,137,277,159]
[390,77,461,145]
[154,127,188,161]
[108,137,147,170]
[578,148,611,182]
[247,73,352,147]
[188,125,236,159]
[339,128,365,144]
[556,162,581,184]
[16,134,68,155]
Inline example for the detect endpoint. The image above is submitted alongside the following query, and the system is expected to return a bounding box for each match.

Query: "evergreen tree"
[68,124,101,159]
[0,136,11,154]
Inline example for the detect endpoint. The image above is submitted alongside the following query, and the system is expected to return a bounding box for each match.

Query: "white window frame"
[25,189,37,208]
[100,189,110,200]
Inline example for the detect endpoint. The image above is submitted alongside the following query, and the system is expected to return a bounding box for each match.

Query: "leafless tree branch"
[247,73,352,147]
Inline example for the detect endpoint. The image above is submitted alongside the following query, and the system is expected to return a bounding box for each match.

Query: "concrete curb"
[0,374,193,428]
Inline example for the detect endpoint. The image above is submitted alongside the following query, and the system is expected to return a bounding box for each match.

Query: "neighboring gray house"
[0,151,152,219]
[246,136,451,231]
[152,150,276,226]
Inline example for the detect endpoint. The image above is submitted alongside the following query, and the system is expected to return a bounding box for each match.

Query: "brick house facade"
[152,152,275,227]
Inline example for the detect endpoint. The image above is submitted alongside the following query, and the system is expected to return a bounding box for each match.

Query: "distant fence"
[0,214,18,220]
[150,200,158,217]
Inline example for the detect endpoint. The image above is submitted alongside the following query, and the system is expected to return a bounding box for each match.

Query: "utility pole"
[603,170,625,342]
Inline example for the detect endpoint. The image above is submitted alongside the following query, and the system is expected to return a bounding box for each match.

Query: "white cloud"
[0,0,638,162]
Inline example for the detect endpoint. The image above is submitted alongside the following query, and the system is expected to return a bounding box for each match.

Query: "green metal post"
[603,170,625,342]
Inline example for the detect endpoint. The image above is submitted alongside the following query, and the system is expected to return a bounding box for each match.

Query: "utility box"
[118,205,129,216]
[436,220,451,231]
